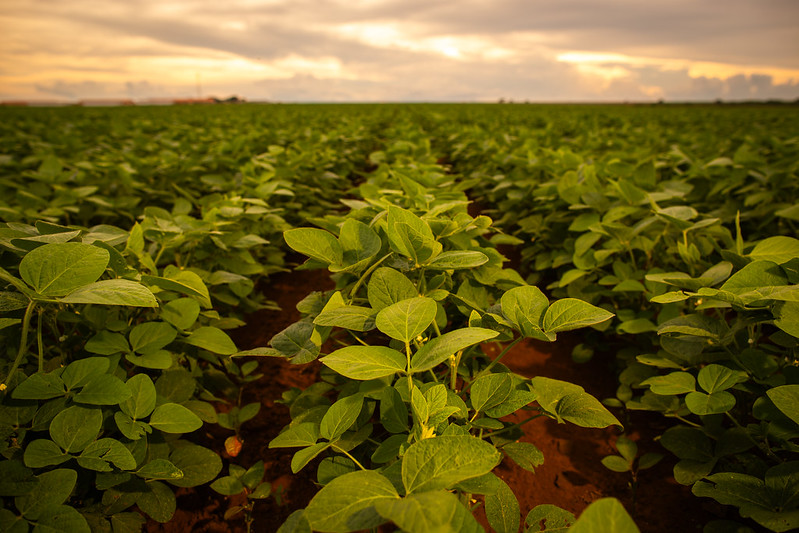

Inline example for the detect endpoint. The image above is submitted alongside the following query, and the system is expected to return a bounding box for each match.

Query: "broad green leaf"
[125,349,173,369]
[426,250,489,270]
[775,301,799,338]
[114,412,150,440]
[23,439,70,468]
[136,480,176,523]
[601,456,631,473]
[61,357,109,390]
[660,426,714,462]
[525,504,575,532]
[485,478,520,533]
[380,387,409,434]
[375,490,482,533]
[269,422,321,448]
[387,206,440,264]
[501,285,550,339]
[210,476,245,495]
[12,372,66,400]
[658,314,727,340]
[277,510,312,533]
[402,435,501,494]
[336,219,381,272]
[284,228,343,266]
[543,299,614,335]
[129,322,177,354]
[697,364,747,393]
[271,321,320,364]
[73,374,131,405]
[50,405,102,453]
[183,326,238,355]
[321,393,365,441]
[615,436,638,462]
[650,291,689,304]
[470,373,513,413]
[568,498,639,533]
[20,242,109,297]
[15,468,77,521]
[142,270,211,308]
[136,459,184,480]
[375,297,437,342]
[0,317,21,331]
[640,372,696,395]
[685,391,736,415]
[767,385,799,426]
[120,374,157,419]
[367,267,418,311]
[149,403,203,434]
[503,442,544,473]
[84,331,129,355]
[0,460,38,497]
[323,346,406,380]
[79,438,138,472]
[60,279,157,307]
[304,470,398,532]
[161,298,200,330]
[291,442,330,473]
[314,306,377,331]
[411,386,428,423]
[33,504,90,533]
[530,377,621,428]
[411,327,498,372]
[749,236,799,264]
[0,290,28,312]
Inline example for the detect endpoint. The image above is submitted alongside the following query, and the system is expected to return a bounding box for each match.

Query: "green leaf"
[335,219,381,272]
[0,460,38,497]
[120,374,157,420]
[749,236,799,264]
[142,270,211,308]
[136,459,184,480]
[13,372,66,400]
[387,206,441,264]
[61,357,109,389]
[470,373,513,413]
[304,470,398,532]
[375,490,482,533]
[183,326,238,355]
[284,228,343,266]
[767,385,799,426]
[129,322,177,354]
[402,435,501,494]
[685,391,735,415]
[50,405,102,453]
[323,346,406,380]
[602,456,631,473]
[411,327,498,372]
[530,377,621,428]
[525,504,575,532]
[321,393,365,441]
[79,438,138,472]
[485,478,520,533]
[84,331,129,355]
[375,297,437,343]
[568,498,639,533]
[314,306,377,331]
[501,285,549,339]
[650,291,689,304]
[19,242,109,297]
[697,364,747,393]
[136,480,176,523]
[125,350,173,369]
[543,298,614,335]
[658,314,726,340]
[110,512,146,533]
[33,504,91,533]
[380,387,409,434]
[269,422,321,448]
[426,250,489,270]
[60,279,157,307]
[291,442,330,473]
[161,298,201,330]
[367,267,418,311]
[277,510,312,533]
[73,374,132,405]
[149,403,203,434]
[24,439,70,468]
[775,301,799,338]
[211,476,245,495]
[640,372,696,395]
[615,436,638,462]
[15,468,77,521]
[168,444,222,487]
[271,321,320,364]
[503,442,544,473]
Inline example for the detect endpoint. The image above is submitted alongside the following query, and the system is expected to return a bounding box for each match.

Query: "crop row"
[0,103,797,533]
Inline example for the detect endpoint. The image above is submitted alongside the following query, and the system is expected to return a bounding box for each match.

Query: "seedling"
[602,436,663,513]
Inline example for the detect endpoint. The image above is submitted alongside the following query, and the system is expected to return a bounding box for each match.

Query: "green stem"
[724,411,781,463]
[482,413,543,440]
[450,350,463,391]
[673,414,703,429]
[405,341,413,394]
[331,445,367,471]
[37,308,44,373]
[463,336,523,392]
[2,300,37,391]
[348,253,391,303]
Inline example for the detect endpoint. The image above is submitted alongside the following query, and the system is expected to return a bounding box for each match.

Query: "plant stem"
[482,413,543,440]
[37,308,44,373]
[405,341,413,394]
[348,253,391,303]
[724,411,782,462]
[463,336,523,392]
[331,445,367,471]
[2,300,36,391]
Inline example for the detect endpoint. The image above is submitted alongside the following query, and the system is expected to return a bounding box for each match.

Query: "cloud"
[2,0,798,101]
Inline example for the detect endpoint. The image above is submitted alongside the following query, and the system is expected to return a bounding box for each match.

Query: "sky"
[1,0,798,103]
